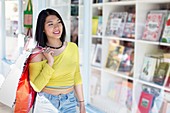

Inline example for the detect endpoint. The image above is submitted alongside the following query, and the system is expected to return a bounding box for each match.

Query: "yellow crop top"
[29,42,82,92]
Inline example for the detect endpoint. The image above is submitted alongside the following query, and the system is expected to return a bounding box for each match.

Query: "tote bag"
[14,51,41,113]
[24,0,33,28]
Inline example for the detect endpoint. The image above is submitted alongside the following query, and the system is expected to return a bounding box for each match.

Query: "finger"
[44,47,51,53]
[49,51,54,55]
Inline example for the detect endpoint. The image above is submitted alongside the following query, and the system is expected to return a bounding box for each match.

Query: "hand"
[42,47,54,66]
[79,102,86,113]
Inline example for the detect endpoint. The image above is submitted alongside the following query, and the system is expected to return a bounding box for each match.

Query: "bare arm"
[74,84,86,113]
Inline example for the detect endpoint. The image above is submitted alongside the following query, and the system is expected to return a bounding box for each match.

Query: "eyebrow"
[46,19,61,24]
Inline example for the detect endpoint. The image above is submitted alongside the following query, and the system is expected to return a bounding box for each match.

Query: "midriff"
[42,86,74,95]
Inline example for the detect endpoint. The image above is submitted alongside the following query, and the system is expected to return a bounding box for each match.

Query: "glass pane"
[5,0,19,63]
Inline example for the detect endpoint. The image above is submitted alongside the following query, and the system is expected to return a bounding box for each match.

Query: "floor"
[0,102,12,113]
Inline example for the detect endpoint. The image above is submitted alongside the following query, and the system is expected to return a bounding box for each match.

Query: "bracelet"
[79,100,84,103]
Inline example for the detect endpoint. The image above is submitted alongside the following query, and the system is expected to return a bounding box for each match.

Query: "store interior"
[1,0,170,113]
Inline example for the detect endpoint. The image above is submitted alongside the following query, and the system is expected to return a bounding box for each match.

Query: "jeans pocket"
[67,91,75,102]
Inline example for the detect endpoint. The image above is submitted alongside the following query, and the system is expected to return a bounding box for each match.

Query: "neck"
[46,41,63,49]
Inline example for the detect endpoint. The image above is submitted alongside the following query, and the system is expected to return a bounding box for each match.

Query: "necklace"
[46,42,63,49]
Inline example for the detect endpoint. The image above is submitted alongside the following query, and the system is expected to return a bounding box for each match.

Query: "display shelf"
[103,68,134,81]
[136,79,170,92]
[105,36,135,42]
[89,0,170,113]
[139,0,170,4]
[104,1,136,6]
[91,65,102,71]
[92,35,102,38]
[92,3,103,7]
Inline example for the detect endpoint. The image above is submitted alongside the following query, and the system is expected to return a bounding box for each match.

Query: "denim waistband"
[38,91,77,112]
[38,91,74,102]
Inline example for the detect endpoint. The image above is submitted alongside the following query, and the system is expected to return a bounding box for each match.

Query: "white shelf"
[105,36,135,42]
[136,79,170,92]
[139,0,170,4]
[92,3,103,7]
[136,39,160,45]
[91,65,102,71]
[104,1,136,6]
[92,35,102,38]
[103,68,134,81]
[89,0,170,113]
[160,42,170,47]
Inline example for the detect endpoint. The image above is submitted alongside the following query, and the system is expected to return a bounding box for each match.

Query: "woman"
[29,8,86,113]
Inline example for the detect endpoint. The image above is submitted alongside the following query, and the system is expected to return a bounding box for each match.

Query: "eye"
[57,22,62,26]
[48,23,53,26]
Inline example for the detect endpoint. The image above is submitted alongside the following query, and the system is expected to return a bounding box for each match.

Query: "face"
[44,15,63,39]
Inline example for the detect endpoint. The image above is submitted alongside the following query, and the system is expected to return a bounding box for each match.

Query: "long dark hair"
[35,8,66,47]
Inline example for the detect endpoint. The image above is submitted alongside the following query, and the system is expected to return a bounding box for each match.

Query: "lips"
[53,31,60,34]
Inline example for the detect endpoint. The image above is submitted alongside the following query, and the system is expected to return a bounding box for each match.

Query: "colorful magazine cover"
[140,56,158,82]
[123,13,135,38]
[137,91,154,113]
[118,47,134,74]
[153,62,169,86]
[105,42,124,71]
[161,13,170,43]
[105,12,128,37]
[142,12,165,41]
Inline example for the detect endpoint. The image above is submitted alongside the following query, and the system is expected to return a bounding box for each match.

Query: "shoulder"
[30,47,44,63]
[68,42,78,49]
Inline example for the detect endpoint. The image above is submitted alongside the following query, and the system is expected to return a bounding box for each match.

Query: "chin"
[53,34,61,38]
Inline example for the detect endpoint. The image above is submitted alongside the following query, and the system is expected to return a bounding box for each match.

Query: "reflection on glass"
[5,0,19,63]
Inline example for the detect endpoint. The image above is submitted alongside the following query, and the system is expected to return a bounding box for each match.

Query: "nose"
[54,23,61,29]
[54,24,59,29]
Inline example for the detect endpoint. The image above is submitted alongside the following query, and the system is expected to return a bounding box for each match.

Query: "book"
[123,13,135,38]
[91,44,96,62]
[92,44,102,67]
[105,12,128,37]
[97,16,102,36]
[92,16,99,35]
[165,74,170,88]
[70,16,78,45]
[90,69,101,96]
[142,85,161,97]
[142,85,161,113]
[71,5,79,16]
[153,62,169,86]
[164,90,170,102]
[137,91,154,113]
[105,41,124,71]
[142,11,166,41]
[118,80,133,111]
[71,0,79,4]
[161,13,170,43]
[140,56,158,82]
[107,80,122,102]
[118,47,134,74]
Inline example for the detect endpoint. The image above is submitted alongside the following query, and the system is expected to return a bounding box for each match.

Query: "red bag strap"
[29,46,44,62]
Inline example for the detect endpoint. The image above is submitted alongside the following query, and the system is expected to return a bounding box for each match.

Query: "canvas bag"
[24,0,33,28]
[14,51,41,113]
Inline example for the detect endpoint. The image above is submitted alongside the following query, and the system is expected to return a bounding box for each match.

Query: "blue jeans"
[33,91,77,113]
